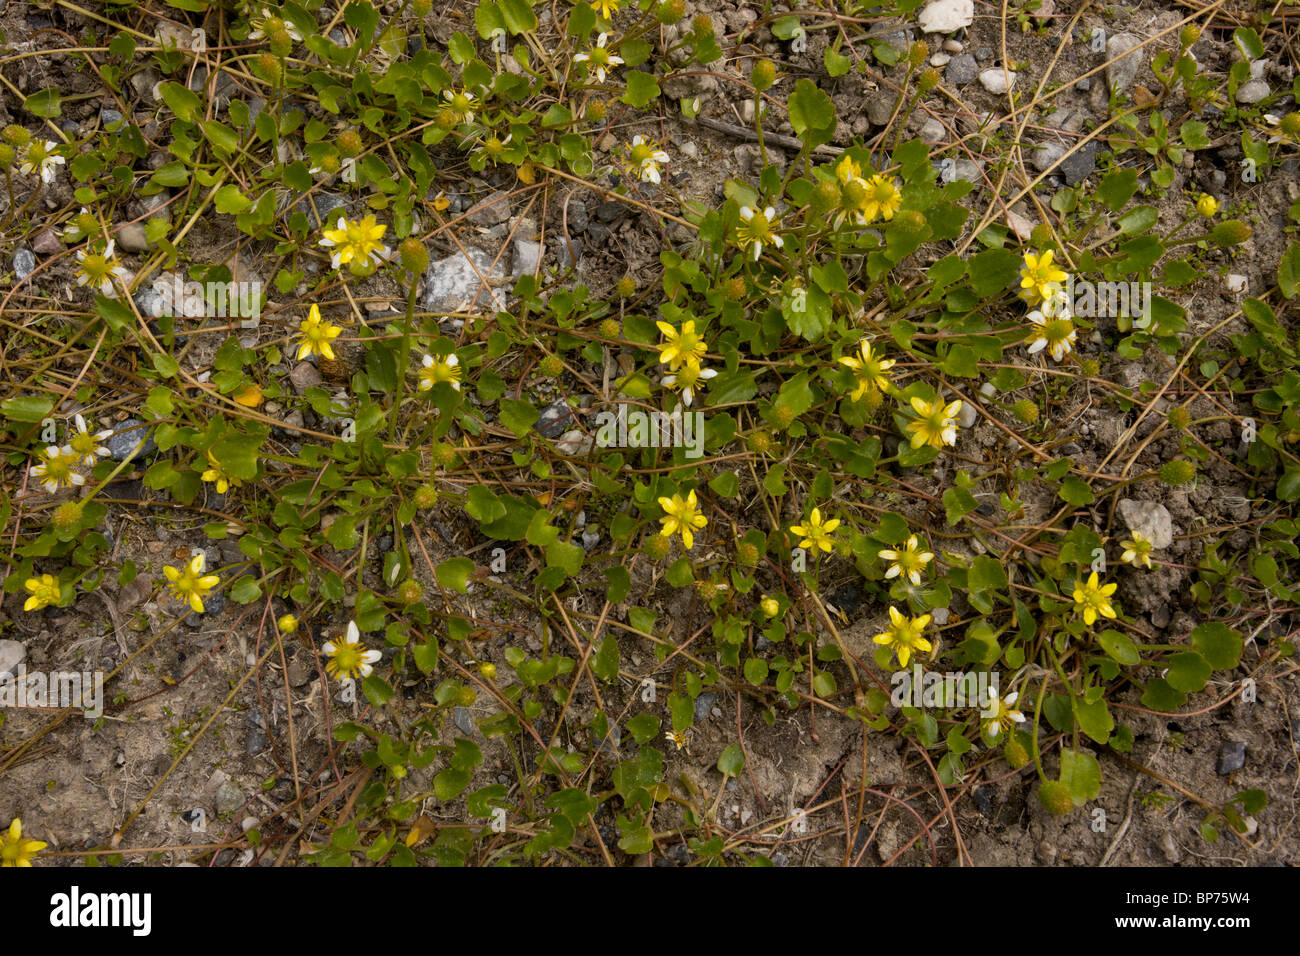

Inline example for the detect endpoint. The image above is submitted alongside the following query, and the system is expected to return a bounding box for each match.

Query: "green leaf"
[716,744,745,776]
[1189,622,1243,670]
[158,81,201,122]
[2,395,54,424]
[1141,677,1186,711]
[545,540,584,576]
[214,184,251,214]
[435,557,475,593]
[592,634,619,682]
[1058,476,1095,506]
[363,673,394,707]
[499,398,539,437]
[626,713,660,745]
[1278,241,1300,299]
[1233,27,1263,61]
[786,78,835,136]
[1098,630,1139,666]
[968,554,1007,593]
[1059,748,1101,805]
[1165,651,1211,692]
[622,70,660,109]
[1073,698,1113,744]
[499,0,537,34]
[1096,169,1138,213]
[230,576,262,604]
[744,657,769,685]
[413,638,439,674]
[23,89,62,118]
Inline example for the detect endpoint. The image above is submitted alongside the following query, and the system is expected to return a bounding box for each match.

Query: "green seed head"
[398,238,429,274]
[598,317,621,340]
[338,130,363,157]
[0,143,14,167]
[1037,780,1075,815]
[616,275,636,298]
[434,442,460,469]
[644,534,672,560]
[1211,220,1251,247]
[585,98,608,122]
[737,541,760,566]
[908,40,929,68]
[747,430,773,454]
[656,0,686,23]
[52,500,83,529]
[723,275,747,301]
[2,125,30,148]
[413,0,432,14]
[397,579,424,605]
[538,354,564,377]
[413,484,439,508]
[1160,459,1196,486]
[752,58,777,92]
[692,14,713,35]
[917,68,940,92]
[1079,358,1100,377]
[811,180,840,216]
[1179,24,1200,47]
[1167,406,1191,431]
[267,27,293,57]
[1013,399,1040,424]
[1003,735,1030,769]
[256,53,282,83]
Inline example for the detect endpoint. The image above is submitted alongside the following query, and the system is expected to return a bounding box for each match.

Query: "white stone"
[1117,498,1174,550]
[930,52,951,67]
[979,68,1017,94]
[1236,80,1269,104]
[958,401,978,429]
[0,639,24,676]
[918,0,974,34]
[1225,274,1248,293]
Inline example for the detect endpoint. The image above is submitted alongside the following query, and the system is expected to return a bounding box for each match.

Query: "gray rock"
[466,190,511,227]
[215,782,243,816]
[978,68,1017,94]
[246,727,268,756]
[958,401,978,429]
[0,639,25,676]
[1077,77,1092,92]
[1151,603,1171,629]
[920,119,945,144]
[1061,141,1097,184]
[1030,142,1067,172]
[1105,33,1143,94]
[567,200,589,232]
[293,192,348,230]
[917,0,973,33]
[107,418,157,462]
[1215,740,1246,775]
[595,201,624,223]
[101,108,123,126]
[421,247,508,314]
[453,706,474,736]
[1158,831,1182,863]
[512,238,542,278]
[867,93,896,126]
[693,692,717,723]
[946,53,979,86]
[185,591,225,625]
[556,235,582,270]
[289,362,323,393]
[12,247,35,280]
[537,399,576,438]
[1235,80,1269,105]
[952,158,982,183]
[1117,498,1174,550]
[116,223,150,253]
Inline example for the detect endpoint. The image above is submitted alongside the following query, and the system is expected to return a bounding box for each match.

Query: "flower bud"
[616,275,636,297]
[277,613,299,633]
[644,534,672,559]
[598,318,621,340]
[413,484,439,508]
[751,58,777,92]
[397,579,423,605]
[398,237,429,274]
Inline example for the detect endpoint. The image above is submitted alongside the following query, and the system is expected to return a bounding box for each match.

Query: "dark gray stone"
[293,192,348,229]
[567,200,589,232]
[107,418,157,462]
[1216,740,1247,775]
[12,247,35,280]
[945,53,978,86]
[536,399,575,438]
[1061,140,1097,184]
[556,235,582,270]
[693,692,717,723]
[100,108,123,126]
[453,706,474,736]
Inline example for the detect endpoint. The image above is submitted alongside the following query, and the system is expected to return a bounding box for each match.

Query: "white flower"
[736,205,784,261]
[321,620,382,681]
[19,140,64,184]
[248,7,302,42]
[418,352,461,392]
[573,32,624,83]
[68,414,112,466]
[662,363,716,407]
[627,135,669,184]
[1026,309,1077,362]
[983,689,1025,738]
[73,240,132,298]
[29,445,85,494]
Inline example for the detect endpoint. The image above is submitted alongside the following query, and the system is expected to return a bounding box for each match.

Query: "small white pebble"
[1225,274,1247,293]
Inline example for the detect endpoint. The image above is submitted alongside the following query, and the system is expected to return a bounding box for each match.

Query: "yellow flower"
[735,205,783,260]
[322,620,382,681]
[1018,250,1068,306]
[200,450,242,495]
[665,728,688,750]
[864,174,902,221]
[759,595,780,618]
[592,0,621,19]
[838,339,895,400]
[418,352,462,391]
[877,534,934,586]
[277,613,299,633]
[656,319,707,371]
[23,574,60,612]
[163,553,221,615]
[1072,571,1118,626]
[29,445,84,494]
[982,688,1025,738]
[657,490,708,550]
[68,414,111,466]
[905,396,963,449]
[1195,194,1218,218]
[297,304,342,361]
[1120,531,1154,569]
[790,507,840,553]
[873,606,933,667]
[318,214,389,272]
[0,818,47,867]
[834,154,863,186]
